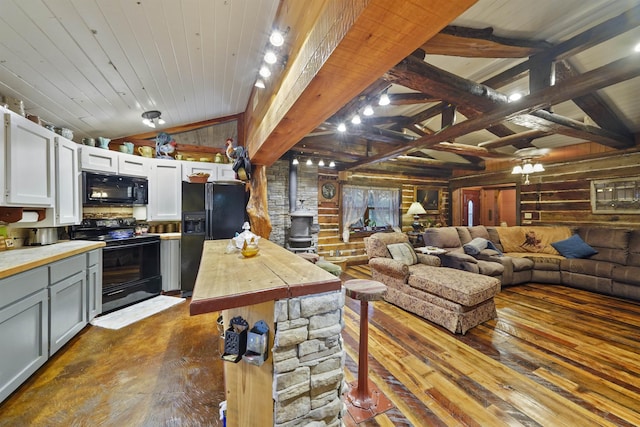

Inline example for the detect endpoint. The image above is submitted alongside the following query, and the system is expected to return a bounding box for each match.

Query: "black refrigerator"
[181,181,246,296]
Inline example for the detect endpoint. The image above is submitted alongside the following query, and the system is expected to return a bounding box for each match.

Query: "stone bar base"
[273,290,345,426]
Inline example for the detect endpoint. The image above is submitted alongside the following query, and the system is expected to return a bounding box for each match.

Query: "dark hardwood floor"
[2,265,640,426]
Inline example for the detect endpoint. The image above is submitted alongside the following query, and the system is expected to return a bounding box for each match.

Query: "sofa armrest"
[369,258,410,281]
[416,253,441,267]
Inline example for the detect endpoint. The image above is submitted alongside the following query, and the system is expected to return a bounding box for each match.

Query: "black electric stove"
[70,217,159,245]
[70,218,161,314]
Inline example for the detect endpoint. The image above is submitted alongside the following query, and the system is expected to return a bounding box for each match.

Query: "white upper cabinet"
[54,137,81,225]
[218,164,237,181]
[3,112,55,207]
[181,161,238,182]
[118,154,150,178]
[181,161,218,182]
[148,159,181,221]
[80,145,118,174]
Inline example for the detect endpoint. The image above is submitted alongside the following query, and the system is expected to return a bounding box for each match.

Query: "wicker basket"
[188,174,210,183]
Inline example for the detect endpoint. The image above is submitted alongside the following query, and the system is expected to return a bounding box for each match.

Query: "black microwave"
[83,172,148,206]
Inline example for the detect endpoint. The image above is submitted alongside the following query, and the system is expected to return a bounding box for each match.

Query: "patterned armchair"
[364,232,500,334]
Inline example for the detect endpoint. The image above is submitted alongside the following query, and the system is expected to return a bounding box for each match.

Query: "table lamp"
[406,202,426,231]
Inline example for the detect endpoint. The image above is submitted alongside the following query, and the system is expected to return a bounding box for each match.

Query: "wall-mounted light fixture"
[142,110,165,128]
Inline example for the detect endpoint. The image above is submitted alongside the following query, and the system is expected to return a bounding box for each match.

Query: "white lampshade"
[512,165,523,174]
[522,163,535,174]
[533,163,545,172]
[406,202,427,216]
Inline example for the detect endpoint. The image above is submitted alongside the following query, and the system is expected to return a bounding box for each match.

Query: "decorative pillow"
[387,242,418,265]
[551,234,598,259]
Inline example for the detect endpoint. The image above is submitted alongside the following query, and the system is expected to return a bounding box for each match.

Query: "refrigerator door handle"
[205,183,213,239]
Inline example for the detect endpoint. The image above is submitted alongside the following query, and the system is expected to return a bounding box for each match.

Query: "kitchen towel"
[90,295,185,330]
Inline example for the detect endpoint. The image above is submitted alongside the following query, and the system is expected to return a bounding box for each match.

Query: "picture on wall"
[415,187,441,213]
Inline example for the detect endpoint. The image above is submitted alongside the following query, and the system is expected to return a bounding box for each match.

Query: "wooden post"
[246,164,272,239]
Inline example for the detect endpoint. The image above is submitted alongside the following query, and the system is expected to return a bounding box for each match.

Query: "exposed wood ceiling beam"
[346,53,640,168]
[386,51,633,151]
[246,0,478,166]
[482,4,640,89]
[554,60,631,136]
[421,25,552,58]
[395,155,485,171]
[510,110,633,149]
[478,130,551,149]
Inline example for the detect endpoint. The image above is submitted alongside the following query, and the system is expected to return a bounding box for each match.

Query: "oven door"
[101,238,161,313]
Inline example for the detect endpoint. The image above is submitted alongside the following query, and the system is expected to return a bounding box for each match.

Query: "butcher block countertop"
[190,239,341,315]
[156,233,181,240]
[0,240,106,279]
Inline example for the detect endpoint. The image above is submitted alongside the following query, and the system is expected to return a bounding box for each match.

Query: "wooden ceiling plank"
[346,53,640,168]
[245,0,479,166]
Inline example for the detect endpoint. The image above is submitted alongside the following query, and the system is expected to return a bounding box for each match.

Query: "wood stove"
[286,211,317,253]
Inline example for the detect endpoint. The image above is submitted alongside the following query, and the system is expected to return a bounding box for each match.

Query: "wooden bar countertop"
[190,239,342,315]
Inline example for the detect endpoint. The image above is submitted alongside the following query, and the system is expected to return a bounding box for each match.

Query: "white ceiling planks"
[0,0,279,139]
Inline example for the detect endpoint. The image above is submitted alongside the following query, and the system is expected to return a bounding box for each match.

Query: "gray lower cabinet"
[0,248,103,403]
[0,267,49,403]
[86,249,102,321]
[161,239,181,291]
[49,254,87,356]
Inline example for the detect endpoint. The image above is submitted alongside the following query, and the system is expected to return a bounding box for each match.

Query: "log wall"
[451,149,640,228]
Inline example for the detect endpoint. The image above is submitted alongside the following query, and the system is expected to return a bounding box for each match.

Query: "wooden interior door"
[462,190,481,226]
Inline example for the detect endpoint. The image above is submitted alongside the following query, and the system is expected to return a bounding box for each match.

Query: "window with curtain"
[341,185,400,235]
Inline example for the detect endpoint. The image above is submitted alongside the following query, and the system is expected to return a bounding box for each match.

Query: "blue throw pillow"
[551,234,598,259]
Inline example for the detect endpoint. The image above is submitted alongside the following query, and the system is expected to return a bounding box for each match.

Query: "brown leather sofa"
[423,225,640,302]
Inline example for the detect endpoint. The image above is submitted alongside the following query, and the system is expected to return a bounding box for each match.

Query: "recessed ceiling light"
[264,51,277,64]
[270,30,284,47]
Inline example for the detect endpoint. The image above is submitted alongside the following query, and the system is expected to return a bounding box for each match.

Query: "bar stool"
[343,279,394,422]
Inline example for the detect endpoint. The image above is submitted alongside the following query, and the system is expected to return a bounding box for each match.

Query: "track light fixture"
[337,123,347,132]
[292,158,299,165]
[378,92,390,106]
[269,30,285,47]
[142,110,165,128]
[306,158,313,166]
